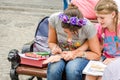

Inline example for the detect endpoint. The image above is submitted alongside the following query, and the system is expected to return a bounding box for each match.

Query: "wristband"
[82,52,86,58]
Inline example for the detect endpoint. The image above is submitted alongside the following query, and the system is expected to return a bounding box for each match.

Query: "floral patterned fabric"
[95,24,120,58]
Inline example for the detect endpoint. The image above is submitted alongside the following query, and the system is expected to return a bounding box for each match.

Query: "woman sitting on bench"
[43,3,101,80]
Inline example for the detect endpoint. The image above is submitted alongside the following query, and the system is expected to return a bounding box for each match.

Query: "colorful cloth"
[95,24,120,58]
[71,0,99,19]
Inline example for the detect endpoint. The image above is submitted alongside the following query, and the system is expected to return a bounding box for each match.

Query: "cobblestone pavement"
[0,0,62,80]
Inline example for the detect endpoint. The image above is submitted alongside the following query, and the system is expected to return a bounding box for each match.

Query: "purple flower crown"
[59,13,87,27]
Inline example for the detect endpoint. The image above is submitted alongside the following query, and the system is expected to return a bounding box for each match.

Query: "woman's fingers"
[43,55,62,64]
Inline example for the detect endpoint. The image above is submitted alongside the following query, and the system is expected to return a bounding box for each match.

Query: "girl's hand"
[51,45,62,54]
[103,58,115,65]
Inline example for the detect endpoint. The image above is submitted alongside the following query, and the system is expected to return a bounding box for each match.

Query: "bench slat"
[16,65,47,78]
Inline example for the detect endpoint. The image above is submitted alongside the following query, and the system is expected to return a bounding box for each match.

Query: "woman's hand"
[51,45,62,54]
[62,51,78,61]
[43,54,62,64]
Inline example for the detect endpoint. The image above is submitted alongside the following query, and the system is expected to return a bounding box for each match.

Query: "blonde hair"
[95,0,118,14]
[95,0,118,23]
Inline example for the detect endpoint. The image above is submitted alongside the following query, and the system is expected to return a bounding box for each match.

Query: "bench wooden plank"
[16,65,47,78]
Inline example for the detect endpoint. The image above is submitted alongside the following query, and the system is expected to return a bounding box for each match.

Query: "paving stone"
[0,0,62,80]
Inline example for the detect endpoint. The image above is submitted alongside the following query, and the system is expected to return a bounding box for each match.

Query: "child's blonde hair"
[95,0,118,22]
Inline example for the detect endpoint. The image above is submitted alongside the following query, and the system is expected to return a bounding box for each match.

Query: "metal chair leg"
[37,77,42,80]
[27,76,35,80]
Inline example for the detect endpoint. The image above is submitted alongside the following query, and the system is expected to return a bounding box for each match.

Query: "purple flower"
[70,17,77,25]
[59,14,69,23]
[78,19,87,26]
[59,13,87,27]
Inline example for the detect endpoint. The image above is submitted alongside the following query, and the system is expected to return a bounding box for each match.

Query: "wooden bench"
[8,49,85,80]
